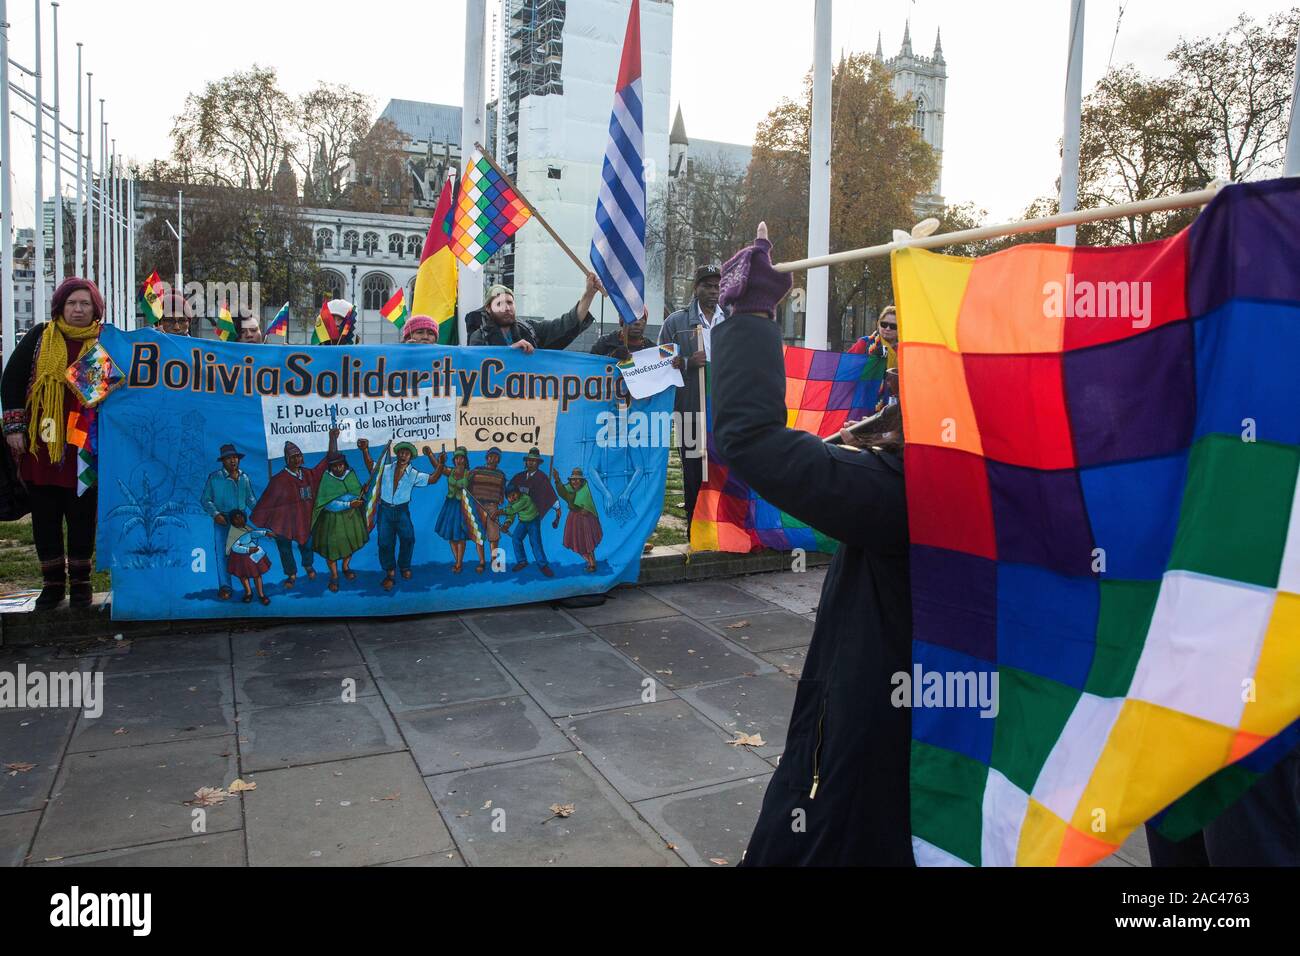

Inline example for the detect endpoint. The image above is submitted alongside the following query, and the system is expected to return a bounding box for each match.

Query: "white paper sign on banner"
[616,343,685,400]
[260,386,457,459]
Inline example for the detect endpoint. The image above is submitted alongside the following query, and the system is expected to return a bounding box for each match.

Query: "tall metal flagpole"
[51,1,61,285]
[458,0,487,343]
[97,105,104,294]
[1056,0,1086,245]
[73,40,80,277]
[1286,30,1300,175]
[84,71,91,280]
[803,0,832,349]
[33,0,45,325]
[0,0,14,364]
[126,172,134,327]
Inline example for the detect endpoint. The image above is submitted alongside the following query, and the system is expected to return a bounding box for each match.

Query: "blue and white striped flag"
[590,0,646,326]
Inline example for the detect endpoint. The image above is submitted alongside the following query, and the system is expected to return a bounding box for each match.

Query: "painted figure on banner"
[509,447,560,527]
[553,466,603,572]
[311,449,369,591]
[200,443,258,601]
[468,447,507,573]
[430,447,483,574]
[225,510,276,606]
[358,438,439,590]
[499,483,553,577]
[250,427,341,588]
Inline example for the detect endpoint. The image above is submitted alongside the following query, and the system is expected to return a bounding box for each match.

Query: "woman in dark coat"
[2,277,105,610]
[712,225,914,866]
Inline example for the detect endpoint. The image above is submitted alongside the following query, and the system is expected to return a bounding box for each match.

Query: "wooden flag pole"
[473,142,592,278]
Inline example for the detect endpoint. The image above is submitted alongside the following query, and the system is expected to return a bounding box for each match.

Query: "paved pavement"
[0,567,1150,867]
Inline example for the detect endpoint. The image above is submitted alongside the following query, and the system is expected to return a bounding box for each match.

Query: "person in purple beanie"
[712,223,914,866]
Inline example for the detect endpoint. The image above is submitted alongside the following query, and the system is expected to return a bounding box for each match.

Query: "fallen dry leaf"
[379,792,400,802]
[481,800,493,810]
[709,857,730,865]
[4,762,35,773]
[725,621,750,629]
[727,732,766,748]
[542,803,576,824]
[112,727,128,736]
[228,778,257,793]
[185,786,229,807]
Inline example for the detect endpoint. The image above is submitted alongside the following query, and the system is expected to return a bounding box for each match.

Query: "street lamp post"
[253,223,266,329]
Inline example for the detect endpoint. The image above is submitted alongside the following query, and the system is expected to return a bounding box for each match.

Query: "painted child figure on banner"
[225,510,275,606]
[552,467,603,572]
[468,448,508,573]
[311,450,368,592]
[509,448,560,528]
[199,444,258,601]
[250,427,341,588]
[499,484,554,577]
[430,447,483,574]
[357,438,439,590]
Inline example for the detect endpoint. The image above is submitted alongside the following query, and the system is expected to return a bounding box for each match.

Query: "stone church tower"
[878,21,947,215]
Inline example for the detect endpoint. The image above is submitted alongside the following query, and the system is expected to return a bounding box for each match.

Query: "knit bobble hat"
[718,238,792,319]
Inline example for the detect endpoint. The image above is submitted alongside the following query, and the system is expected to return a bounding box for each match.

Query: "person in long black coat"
[712,224,914,866]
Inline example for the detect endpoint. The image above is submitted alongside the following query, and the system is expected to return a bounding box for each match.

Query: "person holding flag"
[466,277,602,352]
[314,299,357,345]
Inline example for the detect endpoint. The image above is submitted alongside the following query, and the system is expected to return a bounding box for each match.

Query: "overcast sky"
[2,0,1295,232]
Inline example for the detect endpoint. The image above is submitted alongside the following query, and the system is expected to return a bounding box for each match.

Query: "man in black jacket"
[658,264,722,536]
[714,224,914,866]
[467,274,603,352]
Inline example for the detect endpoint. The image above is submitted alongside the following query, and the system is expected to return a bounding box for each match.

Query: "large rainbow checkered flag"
[449,150,531,269]
[895,179,1300,867]
[690,346,887,552]
[589,0,646,325]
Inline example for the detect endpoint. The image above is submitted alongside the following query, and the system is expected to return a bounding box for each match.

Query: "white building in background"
[493,0,674,340]
[878,22,947,214]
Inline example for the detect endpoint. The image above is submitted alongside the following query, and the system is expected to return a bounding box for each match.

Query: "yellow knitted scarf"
[26,317,100,463]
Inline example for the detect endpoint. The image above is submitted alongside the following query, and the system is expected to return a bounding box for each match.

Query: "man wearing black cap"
[200,443,258,600]
[252,427,341,588]
[658,264,723,536]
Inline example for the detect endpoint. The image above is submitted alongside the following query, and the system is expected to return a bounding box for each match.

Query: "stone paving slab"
[462,604,586,646]
[489,632,671,717]
[98,633,231,673]
[0,707,76,814]
[378,849,465,866]
[564,588,679,627]
[732,569,826,615]
[594,617,773,690]
[427,752,682,867]
[31,736,241,860]
[234,666,377,708]
[365,633,524,713]
[561,700,773,803]
[634,775,771,867]
[239,697,406,772]
[349,615,469,648]
[32,831,246,867]
[0,810,40,866]
[677,673,798,758]
[399,695,574,776]
[759,646,808,680]
[231,623,363,674]
[244,751,452,867]
[703,611,814,653]
[645,582,777,619]
[69,666,235,753]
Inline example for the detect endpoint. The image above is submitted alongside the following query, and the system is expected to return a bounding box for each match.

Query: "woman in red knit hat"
[2,277,106,609]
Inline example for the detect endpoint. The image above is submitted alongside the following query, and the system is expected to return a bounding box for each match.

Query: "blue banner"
[96,327,671,620]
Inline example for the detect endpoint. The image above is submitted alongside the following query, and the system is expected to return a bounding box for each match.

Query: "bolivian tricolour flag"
[312,299,340,345]
[411,173,459,344]
[380,289,408,332]
[216,303,238,342]
[139,271,166,326]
